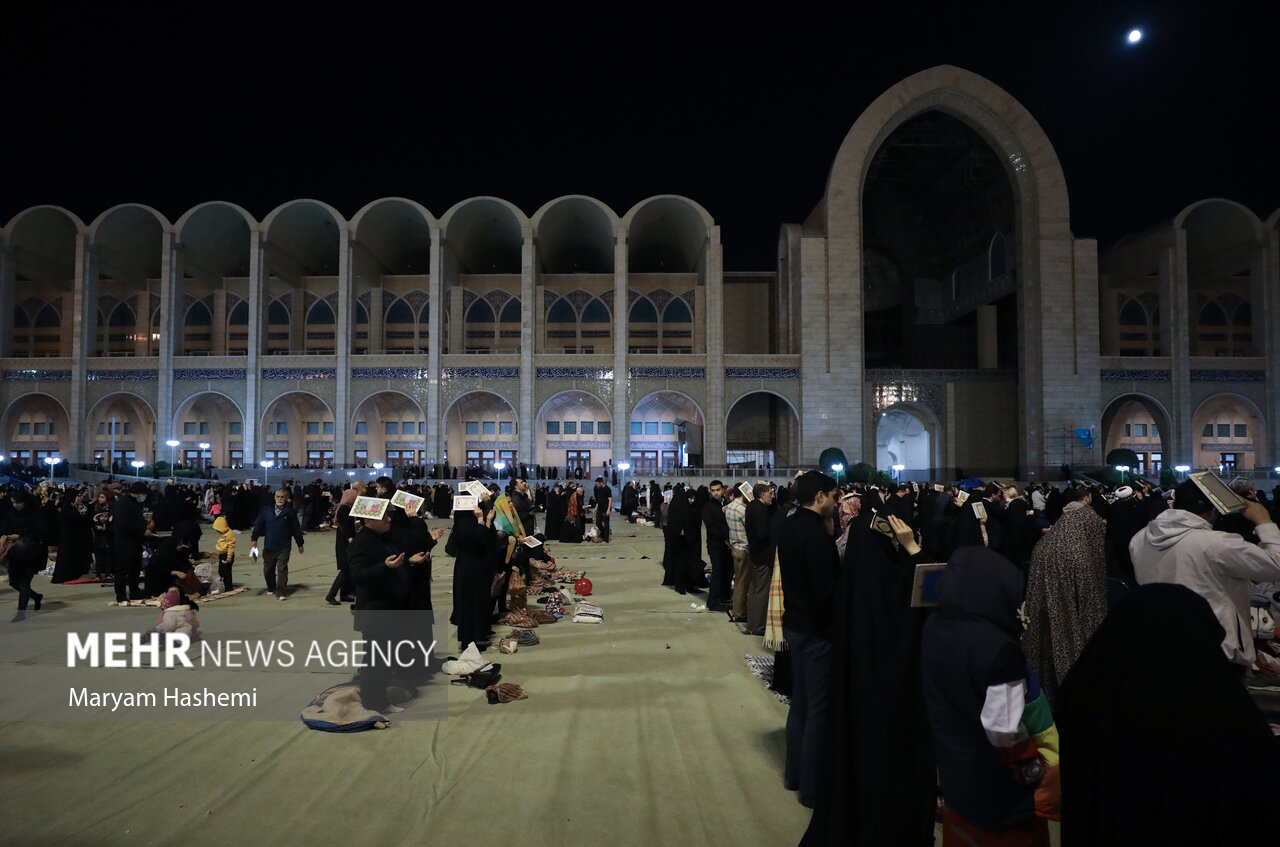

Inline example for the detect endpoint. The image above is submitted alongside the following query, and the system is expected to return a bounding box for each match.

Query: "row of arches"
[2,389,799,472]
[1100,392,1268,475]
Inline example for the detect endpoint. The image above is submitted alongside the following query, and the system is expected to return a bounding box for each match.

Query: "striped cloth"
[763,551,787,651]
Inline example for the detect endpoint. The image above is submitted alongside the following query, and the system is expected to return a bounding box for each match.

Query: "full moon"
[1127,29,1143,43]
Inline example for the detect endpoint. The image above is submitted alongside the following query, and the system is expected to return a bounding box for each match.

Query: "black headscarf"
[1059,583,1280,846]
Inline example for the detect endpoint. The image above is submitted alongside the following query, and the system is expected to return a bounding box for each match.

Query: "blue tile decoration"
[174,368,248,380]
[630,366,705,379]
[352,367,432,380]
[725,367,799,379]
[536,367,614,380]
[262,367,336,380]
[4,369,70,381]
[1189,369,1264,382]
[87,369,158,381]
[547,440,611,449]
[1100,369,1171,381]
[443,367,519,379]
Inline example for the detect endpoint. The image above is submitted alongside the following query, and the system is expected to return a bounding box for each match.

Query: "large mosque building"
[3,66,1278,482]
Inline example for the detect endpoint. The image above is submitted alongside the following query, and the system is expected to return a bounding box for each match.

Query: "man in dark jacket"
[251,488,305,600]
[111,481,151,603]
[509,478,536,536]
[702,480,731,612]
[744,483,776,635]
[776,471,839,808]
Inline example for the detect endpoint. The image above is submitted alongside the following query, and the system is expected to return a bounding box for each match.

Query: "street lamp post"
[199,442,211,475]
[494,461,507,480]
[617,461,630,491]
[130,460,145,477]
[44,456,61,480]
[1174,465,1191,481]
[1115,464,1130,484]
[892,463,905,483]
[260,459,273,488]
[165,439,180,472]
[830,463,845,486]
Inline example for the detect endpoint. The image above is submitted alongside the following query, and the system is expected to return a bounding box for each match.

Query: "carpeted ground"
[0,520,815,847]
[0,518,1063,846]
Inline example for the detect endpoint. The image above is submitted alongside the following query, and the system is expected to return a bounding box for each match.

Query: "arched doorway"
[536,390,611,475]
[630,391,705,472]
[172,392,244,471]
[86,393,156,471]
[875,405,937,479]
[260,392,335,469]
[1101,394,1171,479]
[443,391,518,474]
[2,393,70,469]
[726,391,800,469]
[351,391,425,468]
[1192,394,1266,475]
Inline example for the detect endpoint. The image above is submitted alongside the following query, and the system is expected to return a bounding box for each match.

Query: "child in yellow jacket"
[213,515,236,591]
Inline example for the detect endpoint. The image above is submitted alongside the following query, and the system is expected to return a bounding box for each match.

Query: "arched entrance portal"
[1192,394,1266,475]
[726,392,799,469]
[350,392,425,468]
[536,391,611,476]
[260,393,335,469]
[443,391,518,474]
[86,393,156,472]
[2,393,70,469]
[173,392,245,471]
[876,405,936,478]
[630,391,705,472]
[1101,395,1171,479]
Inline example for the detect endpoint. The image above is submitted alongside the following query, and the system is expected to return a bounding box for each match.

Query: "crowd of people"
[6,466,1280,841]
[634,471,1280,845]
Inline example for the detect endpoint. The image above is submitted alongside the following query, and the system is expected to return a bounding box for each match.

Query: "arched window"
[1198,301,1227,326]
[1234,301,1252,327]
[13,306,30,329]
[386,299,414,325]
[1118,299,1147,326]
[581,299,610,323]
[662,298,692,324]
[499,298,521,323]
[35,304,61,327]
[267,300,290,325]
[109,303,136,327]
[308,301,336,324]
[466,300,495,324]
[629,298,657,323]
[355,301,369,325]
[547,298,576,323]
[418,302,430,324]
[228,301,249,325]
[185,302,213,326]
[989,232,1008,279]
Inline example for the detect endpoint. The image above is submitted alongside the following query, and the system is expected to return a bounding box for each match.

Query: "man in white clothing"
[1130,479,1280,669]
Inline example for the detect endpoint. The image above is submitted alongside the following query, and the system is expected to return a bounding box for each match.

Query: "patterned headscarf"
[835,494,862,560]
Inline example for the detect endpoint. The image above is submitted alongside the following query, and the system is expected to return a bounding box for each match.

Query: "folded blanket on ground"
[442,642,486,674]
[300,682,391,732]
[572,602,604,624]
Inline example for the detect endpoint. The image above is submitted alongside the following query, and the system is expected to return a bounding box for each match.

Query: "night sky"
[3,2,1275,269]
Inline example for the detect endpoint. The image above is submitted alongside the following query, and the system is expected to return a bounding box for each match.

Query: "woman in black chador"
[2,489,49,617]
[446,502,497,651]
[52,489,94,583]
[661,484,694,593]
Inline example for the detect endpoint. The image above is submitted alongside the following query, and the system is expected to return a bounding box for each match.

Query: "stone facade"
[4,66,1279,478]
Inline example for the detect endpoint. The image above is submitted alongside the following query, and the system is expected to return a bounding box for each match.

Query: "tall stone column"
[291,285,306,353]
[369,285,385,354]
[70,236,96,462]
[244,231,264,467]
[335,232,354,466]
[156,231,180,452]
[519,235,535,466]
[426,229,443,465]
[613,235,629,465]
[1263,228,1280,467]
[211,290,228,355]
[1163,233,1193,466]
[703,226,726,466]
